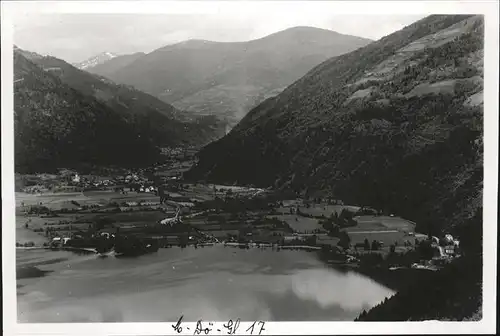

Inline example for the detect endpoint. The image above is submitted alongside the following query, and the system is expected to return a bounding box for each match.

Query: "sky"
[12,3,426,63]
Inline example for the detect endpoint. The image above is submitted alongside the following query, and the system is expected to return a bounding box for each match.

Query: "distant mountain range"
[14,47,225,173]
[187,15,484,237]
[84,52,146,78]
[73,51,119,70]
[83,26,372,124]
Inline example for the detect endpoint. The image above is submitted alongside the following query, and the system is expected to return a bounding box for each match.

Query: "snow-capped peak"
[74,52,118,70]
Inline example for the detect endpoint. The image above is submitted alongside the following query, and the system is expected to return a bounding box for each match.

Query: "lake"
[16,246,394,322]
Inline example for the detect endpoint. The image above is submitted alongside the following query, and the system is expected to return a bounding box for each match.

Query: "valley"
[15,150,476,322]
[15,153,463,294]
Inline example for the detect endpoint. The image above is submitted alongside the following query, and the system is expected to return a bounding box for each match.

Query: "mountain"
[28,53,180,120]
[14,50,224,173]
[187,15,484,238]
[14,51,158,173]
[99,27,372,124]
[84,52,146,77]
[73,51,118,70]
[187,15,484,320]
[13,45,45,61]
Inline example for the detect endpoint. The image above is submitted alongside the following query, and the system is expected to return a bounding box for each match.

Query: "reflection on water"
[16,247,394,322]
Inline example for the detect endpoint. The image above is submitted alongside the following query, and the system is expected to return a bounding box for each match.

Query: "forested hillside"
[187,16,484,321]
[14,51,224,173]
[26,52,225,138]
[14,52,160,173]
[188,15,484,237]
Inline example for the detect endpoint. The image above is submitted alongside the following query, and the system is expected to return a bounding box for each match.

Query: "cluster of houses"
[118,174,141,183]
[22,185,49,194]
[160,147,184,156]
[139,186,157,193]
[408,234,460,270]
[433,234,460,258]
[113,185,158,195]
[57,169,119,189]
[118,200,163,212]
[121,200,160,207]
[58,168,162,192]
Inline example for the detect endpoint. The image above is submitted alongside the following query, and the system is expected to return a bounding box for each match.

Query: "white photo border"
[2,1,498,335]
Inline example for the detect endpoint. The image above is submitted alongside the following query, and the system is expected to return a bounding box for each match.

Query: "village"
[15,153,461,271]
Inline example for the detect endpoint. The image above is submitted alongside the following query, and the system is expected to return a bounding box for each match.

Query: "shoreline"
[16,240,437,319]
[223,242,321,250]
[17,243,408,286]
[16,246,97,254]
[14,187,435,303]
[352,265,436,292]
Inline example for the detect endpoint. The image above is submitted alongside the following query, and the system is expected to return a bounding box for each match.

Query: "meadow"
[353,215,416,232]
[269,215,324,233]
[276,204,362,218]
[344,215,418,253]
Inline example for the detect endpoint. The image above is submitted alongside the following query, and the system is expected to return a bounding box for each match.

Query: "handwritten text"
[172,316,266,335]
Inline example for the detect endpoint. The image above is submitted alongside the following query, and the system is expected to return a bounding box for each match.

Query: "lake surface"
[16,246,394,322]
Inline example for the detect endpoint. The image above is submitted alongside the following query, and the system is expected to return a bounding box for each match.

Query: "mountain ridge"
[84,52,146,78]
[14,51,160,173]
[73,51,118,70]
[90,26,372,124]
[165,26,371,46]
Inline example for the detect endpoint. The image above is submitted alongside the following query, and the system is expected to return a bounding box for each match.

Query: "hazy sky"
[13,4,426,63]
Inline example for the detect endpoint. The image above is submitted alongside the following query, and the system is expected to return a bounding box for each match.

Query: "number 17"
[246,321,265,335]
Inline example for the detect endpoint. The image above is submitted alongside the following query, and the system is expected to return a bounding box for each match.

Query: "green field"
[347,230,410,246]
[16,216,49,245]
[187,219,252,232]
[15,188,190,245]
[73,211,167,224]
[352,215,416,232]
[316,235,341,247]
[16,191,161,210]
[277,204,362,218]
[281,200,301,207]
[210,230,240,238]
[346,222,388,232]
[343,215,417,249]
[171,184,216,201]
[270,215,324,233]
[16,192,89,207]
[16,185,421,251]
